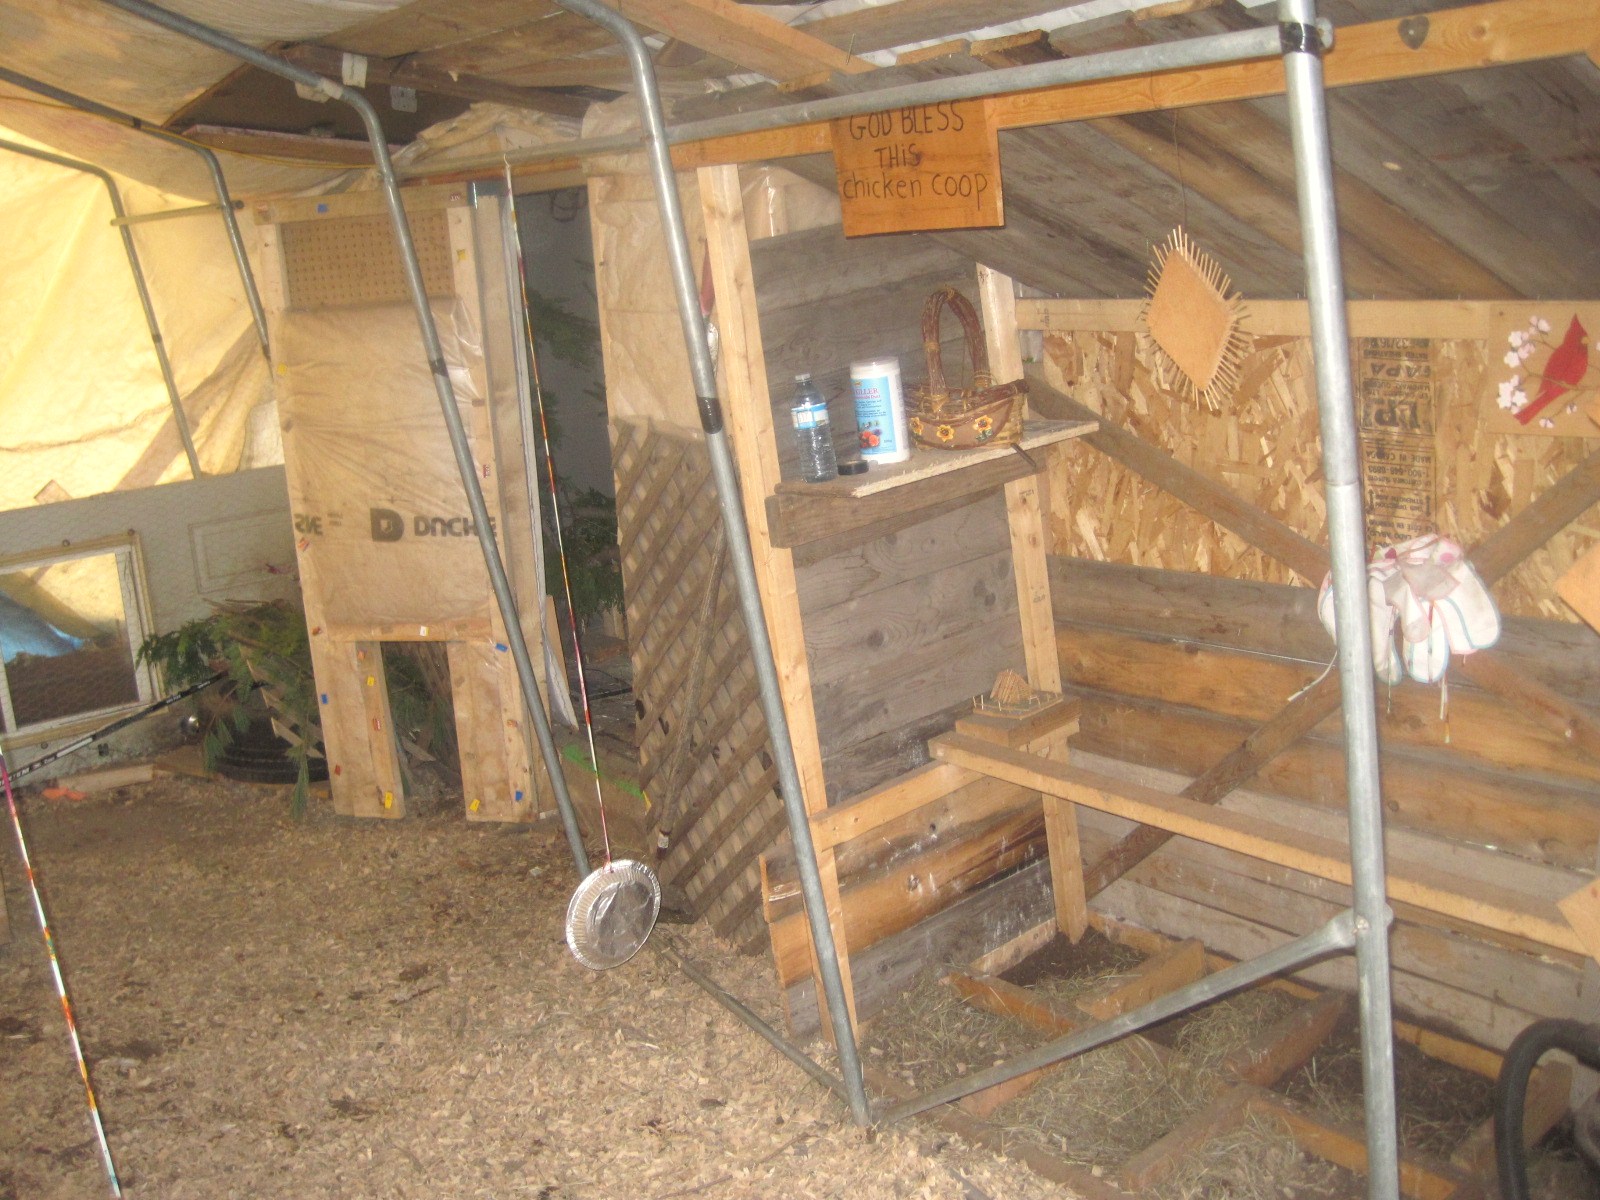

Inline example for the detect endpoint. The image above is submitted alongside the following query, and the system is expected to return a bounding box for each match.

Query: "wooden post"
[698,162,859,1034]
[978,265,1087,942]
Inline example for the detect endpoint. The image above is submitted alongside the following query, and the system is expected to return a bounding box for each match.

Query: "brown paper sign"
[831,98,1003,237]
[1357,337,1437,546]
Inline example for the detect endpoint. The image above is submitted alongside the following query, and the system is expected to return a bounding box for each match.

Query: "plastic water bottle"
[790,373,837,484]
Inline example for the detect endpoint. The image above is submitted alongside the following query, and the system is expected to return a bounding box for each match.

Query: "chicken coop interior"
[2,0,1600,1197]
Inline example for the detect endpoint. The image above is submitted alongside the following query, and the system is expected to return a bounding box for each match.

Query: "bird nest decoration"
[1140,227,1250,411]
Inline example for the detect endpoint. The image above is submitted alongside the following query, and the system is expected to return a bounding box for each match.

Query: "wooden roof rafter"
[668,0,1600,170]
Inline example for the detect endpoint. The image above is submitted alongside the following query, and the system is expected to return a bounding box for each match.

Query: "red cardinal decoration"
[1516,315,1590,425]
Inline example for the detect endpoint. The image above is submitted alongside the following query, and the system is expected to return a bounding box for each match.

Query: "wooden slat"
[594,0,870,81]
[1470,447,1600,586]
[1016,297,1500,340]
[1244,1088,1467,1200]
[700,162,859,1028]
[765,449,1043,550]
[930,733,1585,955]
[1075,937,1205,1021]
[1029,376,1329,583]
[1220,989,1350,1087]
[1117,1083,1256,1191]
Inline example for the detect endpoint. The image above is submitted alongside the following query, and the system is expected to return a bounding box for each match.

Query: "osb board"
[1039,330,1600,620]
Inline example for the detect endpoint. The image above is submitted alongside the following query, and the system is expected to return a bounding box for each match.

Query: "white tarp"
[0,125,271,511]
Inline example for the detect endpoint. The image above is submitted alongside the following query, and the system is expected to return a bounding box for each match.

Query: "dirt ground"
[1,768,1071,1200]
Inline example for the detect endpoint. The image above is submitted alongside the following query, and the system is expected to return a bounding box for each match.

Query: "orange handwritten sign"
[830,98,1003,237]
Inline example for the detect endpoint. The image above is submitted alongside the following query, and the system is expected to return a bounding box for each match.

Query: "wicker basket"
[908,286,1026,451]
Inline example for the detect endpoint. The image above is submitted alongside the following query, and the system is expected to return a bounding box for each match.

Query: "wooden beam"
[930,732,1585,955]
[1016,298,1501,339]
[1082,671,1342,896]
[1220,989,1350,1086]
[699,162,859,1036]
[1456,651,1600,769]
[1471,447,1600,586]
[282,43,589,118]
[667,0,1600,172]
[972,30,1513,300]
[1075,936,1206,1020]
[767,803,1047,988]
[593,0,871,83]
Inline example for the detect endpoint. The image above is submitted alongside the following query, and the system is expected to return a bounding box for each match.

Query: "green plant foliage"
[545,485,623,623]
[138,601,450,817]
[527,289,599,373]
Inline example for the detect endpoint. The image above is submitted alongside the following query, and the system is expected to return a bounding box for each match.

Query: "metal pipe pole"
[0,66,272,361]
[396,23,1293,181]
[111,201,227,226]
[1276,3,1401,1197]
[883,909,1360,1124]
[0,136,202,478]
[653,939,851,1104]
[97,0,592,878]
[549,0,873,1127]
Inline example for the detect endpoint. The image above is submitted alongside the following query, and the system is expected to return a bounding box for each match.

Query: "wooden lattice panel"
[280,211,455,311]
[613,418,782,950]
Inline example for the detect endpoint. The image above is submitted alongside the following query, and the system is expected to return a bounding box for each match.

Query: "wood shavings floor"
[1,773,1073,1200]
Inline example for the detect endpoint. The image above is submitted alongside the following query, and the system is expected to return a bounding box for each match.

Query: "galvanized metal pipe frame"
[0,66,271,362]
[548,0,874,1126]
[87,4,1401,1185]
[0,135,202,479]
[389,22,1303,181]
[1279,0,1400,1194]
[652,938,850,1104]
[97,0,592,876]
[883,909,1363,1122]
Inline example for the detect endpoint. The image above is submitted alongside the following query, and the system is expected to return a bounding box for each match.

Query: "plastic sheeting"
[0,0,410,124]
[0,128,271,513]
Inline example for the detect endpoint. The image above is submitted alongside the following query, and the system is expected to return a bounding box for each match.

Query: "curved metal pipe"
[97,0,591,876]
[0,135,202,478]
[548,0,873,1126]
[0,66,271,362]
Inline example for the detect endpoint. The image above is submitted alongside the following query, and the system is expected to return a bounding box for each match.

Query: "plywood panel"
[1041,323,1600,619]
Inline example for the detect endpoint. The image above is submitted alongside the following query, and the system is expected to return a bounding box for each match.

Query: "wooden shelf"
[766,418,1096,558]
[774,418,1096,499]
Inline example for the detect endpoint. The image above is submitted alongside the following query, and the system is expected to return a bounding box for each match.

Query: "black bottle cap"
[837,458,869,476]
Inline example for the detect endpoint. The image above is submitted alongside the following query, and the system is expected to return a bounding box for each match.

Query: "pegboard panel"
[280,211,455,311]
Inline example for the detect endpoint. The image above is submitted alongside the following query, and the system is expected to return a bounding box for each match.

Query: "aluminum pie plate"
[565,858,661,970]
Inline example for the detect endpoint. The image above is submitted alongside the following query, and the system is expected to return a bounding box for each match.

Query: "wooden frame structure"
[253,186,557,822]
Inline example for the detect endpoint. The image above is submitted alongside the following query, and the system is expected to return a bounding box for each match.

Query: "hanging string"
[1169,110,1192,232]
[502,160,613,867]
[1,751,123,1197]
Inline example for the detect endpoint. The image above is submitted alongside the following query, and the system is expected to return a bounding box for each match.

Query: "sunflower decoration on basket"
[908,286,1027,451]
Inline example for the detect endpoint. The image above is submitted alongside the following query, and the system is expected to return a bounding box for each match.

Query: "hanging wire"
[502,160,613,866]
[1169,109,1191,231]
[1,751,123,1197]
